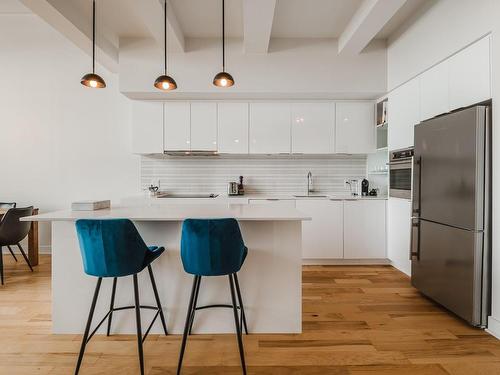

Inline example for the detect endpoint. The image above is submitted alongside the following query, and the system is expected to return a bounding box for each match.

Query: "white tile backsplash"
[141,155,367,195]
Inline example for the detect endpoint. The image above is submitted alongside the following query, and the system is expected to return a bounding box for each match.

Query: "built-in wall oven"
[389,147,414,199]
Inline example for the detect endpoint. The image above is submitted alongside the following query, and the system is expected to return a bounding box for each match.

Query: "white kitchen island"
[24,204,310,334]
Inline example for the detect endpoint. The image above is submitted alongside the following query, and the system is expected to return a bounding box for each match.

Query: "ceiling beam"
[243,0,276,53]
[338,0,408,54]
[19,0,119,73]
[134,0,185,52]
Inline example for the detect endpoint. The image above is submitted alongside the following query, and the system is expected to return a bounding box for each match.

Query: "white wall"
[386,0,500,337]
[0,14,140,250]
[120,37,387,99]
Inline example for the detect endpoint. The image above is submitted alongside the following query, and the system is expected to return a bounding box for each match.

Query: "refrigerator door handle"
[409,217,420,260]
[412,156,422,215]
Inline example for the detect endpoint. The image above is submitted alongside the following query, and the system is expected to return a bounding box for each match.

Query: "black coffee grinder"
[361,179,369,196]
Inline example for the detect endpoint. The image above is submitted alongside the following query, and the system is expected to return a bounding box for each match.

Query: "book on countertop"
[71,200,111,211]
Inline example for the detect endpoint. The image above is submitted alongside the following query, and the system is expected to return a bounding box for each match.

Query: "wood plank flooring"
[1,255,499,374]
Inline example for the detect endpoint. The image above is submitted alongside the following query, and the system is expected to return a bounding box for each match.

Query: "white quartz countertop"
[21,204,312,222]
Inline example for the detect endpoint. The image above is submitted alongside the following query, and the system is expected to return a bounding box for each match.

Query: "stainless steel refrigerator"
[411,105,491,327]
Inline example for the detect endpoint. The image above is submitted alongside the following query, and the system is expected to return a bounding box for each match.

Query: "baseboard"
[2,245,51,254]
[390,260,411,276]
[486,316,500,340]
[302,258,391,266]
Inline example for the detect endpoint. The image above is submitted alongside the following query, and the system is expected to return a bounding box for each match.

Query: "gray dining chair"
[0,202,18,262]
[0,206,34,284]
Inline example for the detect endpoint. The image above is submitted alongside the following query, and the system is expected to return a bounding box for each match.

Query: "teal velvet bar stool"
[177,218,249,375]
[74,219,168,375]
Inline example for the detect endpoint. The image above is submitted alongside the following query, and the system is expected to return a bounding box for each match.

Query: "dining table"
[0,208,39,266]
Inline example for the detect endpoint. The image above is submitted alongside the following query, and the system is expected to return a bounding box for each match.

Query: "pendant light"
[213,0,234,87]
[81,0,106,88]
[154,0,177,91]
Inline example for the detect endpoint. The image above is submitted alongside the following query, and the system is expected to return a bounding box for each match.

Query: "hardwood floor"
[1,255,499,374]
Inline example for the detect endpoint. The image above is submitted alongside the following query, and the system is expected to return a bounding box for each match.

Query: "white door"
[449,35,491,110]
[343,200,386,259]
[218,102,249,154]
[191,102,217,151]
[388,78,420,150]
[296,199,344,259]
[131,101,163,154]
[335,102,376,154]
[164,102,190,151]
[291,103,335,154]
[387,198,412,275]
[249,103,291,154]
[420,61,449,121]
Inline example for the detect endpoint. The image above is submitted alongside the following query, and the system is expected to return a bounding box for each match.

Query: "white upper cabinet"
[291,103,335,154]
[218,102,249,154]
[131,101,164,154]
[249,103,291,154]
[335,102,375,154]
[296,199,344,259]
[449,36,491,110]
[388,78,420,150]
[420,61,449,121]
[343,200,386,259]
[190,102,217,151]
[164,102,190,151]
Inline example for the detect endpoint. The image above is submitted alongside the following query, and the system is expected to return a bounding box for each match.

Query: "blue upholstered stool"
[177,218,248,375]
[74,219,167,375]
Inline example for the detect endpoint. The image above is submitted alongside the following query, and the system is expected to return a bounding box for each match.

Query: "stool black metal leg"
[107,277,117,336]
[0,248,4,285]
[17,243,33,272]
[133,274,145,375]
[233,273,248,335]
[229,274,247,375]
[147,265,168,335]
[177,275,199,375]
[188,276,201,335]
[75,277,102,375]
[7,246,17,262]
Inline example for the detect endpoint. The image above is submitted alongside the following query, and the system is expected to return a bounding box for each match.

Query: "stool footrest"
[195,304,241,311]
[86,305,162,344]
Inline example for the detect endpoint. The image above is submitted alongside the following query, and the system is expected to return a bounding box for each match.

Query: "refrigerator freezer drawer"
[411,219,487,326]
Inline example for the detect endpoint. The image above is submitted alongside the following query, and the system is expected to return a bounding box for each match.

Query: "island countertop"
[22,203,311,222]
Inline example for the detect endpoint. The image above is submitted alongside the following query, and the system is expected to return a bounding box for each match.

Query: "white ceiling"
[0,0,30,13]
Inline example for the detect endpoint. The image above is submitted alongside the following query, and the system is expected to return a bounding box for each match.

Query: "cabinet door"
[449,36,491,110]
[164,102,190,151]
[248,199,296,208]
[344,200,386,259]
[387,198,412,275]
[249,103,291,154]
[296,200,343,259]
[191,102,217,151]
[335,102,375,154]
[420,61,449,121]
[291,103,335,154]
[218,102,249,154]
[388,79,420,150]
[131,101,163,154]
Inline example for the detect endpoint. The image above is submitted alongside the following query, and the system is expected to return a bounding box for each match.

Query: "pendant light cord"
[222,0,225,72]
[92,0,96,74]
[164,0,167,75]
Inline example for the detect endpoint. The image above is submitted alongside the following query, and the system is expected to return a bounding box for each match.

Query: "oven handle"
[387,160,412,165]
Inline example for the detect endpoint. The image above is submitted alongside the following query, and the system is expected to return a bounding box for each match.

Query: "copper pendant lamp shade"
[154,0,177,91]
[213,71,234,87]
[213,0,234,88]
[81,0,106,89]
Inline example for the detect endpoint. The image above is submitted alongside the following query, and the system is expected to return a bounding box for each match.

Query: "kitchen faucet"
[307,171,314,195]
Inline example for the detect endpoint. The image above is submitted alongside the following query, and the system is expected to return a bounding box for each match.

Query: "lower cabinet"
[343,200,386,259]
[387,198,412,275]
[296,200,344,259]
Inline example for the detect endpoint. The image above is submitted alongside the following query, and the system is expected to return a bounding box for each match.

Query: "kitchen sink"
[156,193,219,198]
